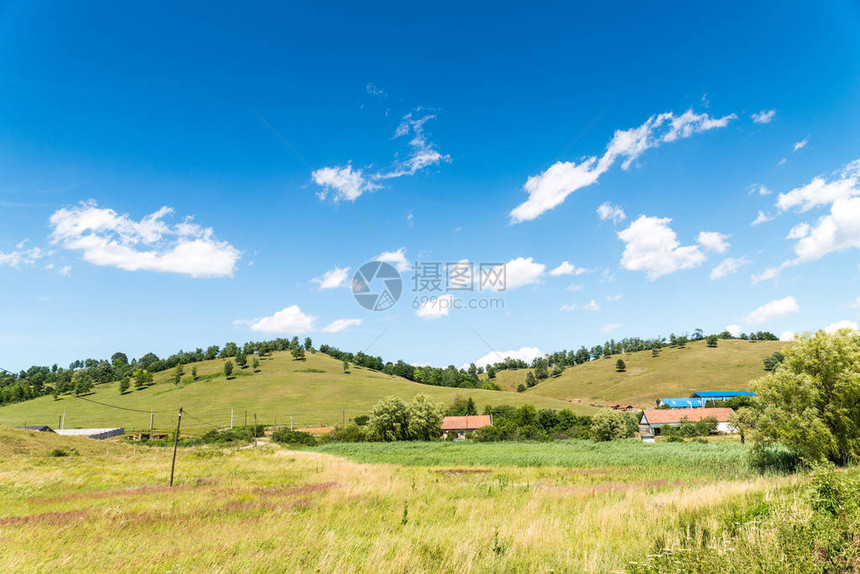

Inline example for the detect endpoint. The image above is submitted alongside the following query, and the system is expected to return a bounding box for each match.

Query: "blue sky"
[2,1,860,370]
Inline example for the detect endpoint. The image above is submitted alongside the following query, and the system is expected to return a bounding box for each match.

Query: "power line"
[72,395,172,414]
[181,411,222,431]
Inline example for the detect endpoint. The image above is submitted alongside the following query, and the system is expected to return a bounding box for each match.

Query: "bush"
[590,410,635,442]
[50,448,69,457]
[353,415,370,426]
[748,443,802,475]
[665,435,684,443]
[319,424,368,443]
[271,429,316,446]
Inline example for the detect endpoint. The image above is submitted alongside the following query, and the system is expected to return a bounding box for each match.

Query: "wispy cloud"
[751,109,776,124]
[312,266,351,289]
[793,137,809,152]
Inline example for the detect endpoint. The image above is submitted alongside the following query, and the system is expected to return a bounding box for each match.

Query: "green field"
[0,351,595,432]
[492,339,786,407]
[0,427,810,573]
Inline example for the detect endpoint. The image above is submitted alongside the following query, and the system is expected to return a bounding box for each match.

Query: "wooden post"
[230,408,234,429]
[169,408,183,487]
[274,417,277,432]
[253,413,257,444]
[58,414,62,429]
[342,410,345,427]
[244,410,247,427]
[61,412,65,430]
[149,410,154,431]
[290,415,293,431]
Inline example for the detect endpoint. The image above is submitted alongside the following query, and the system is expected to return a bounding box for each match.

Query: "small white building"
[55,428,125,440]
[639,408,736,437]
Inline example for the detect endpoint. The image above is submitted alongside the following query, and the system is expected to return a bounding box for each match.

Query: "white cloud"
[249,305,317,334]
[725,324,742,337]
[49,201,240,278]
[751,266,781,284]
[472,346,543,369]
[823,320,858,334]
[549,261,588,276]
[751,110,776,124]
[321,318,363,333]
[618,215,708,280]
[366,83,386,96]
[375,247,410,272]
[509,109,736,223]
[415,294,456,320]
[486,257,545,290]
[582,299,600,311]
[602,323,622,333]
[793,137,808,152]
[58,265,72,277]
[778,158,787,166]
[779,330,795,341]
[312,266,351,289]
[751,211,774,225]
[756,185,774,195]
[744,296,799,325]
[566,283,585,291]
[776,160,860,213]
[381,113,451,179]
[606,294,623,301]
[786,223,811,240]
[710,257,751,280]
[312,165,380,202]
[0,245,47,268]
[560,303,577,312]
[789,197,860,264]
[697,231,730,253]
[597,202,627,224]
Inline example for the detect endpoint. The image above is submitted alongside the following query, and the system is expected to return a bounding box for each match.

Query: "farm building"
[441,415,492,440]
[656,397,707,408]
[639,408,736,437]
[55,428,125,440]
[689,391,755,405]
[14,425,55,433]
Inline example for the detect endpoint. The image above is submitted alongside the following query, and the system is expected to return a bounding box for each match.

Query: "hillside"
[490,339,786,407]
[0,351,594,432]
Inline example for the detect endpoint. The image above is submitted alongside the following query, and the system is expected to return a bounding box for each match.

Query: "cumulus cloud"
[312,266,351,289]
[597,202,627,224]
[618,215,708,279]
[751,110,776,124]
[49,201,240,278]
[823,320,858,333]
[0,244,47,268]
[249,305,317,334]
[312,165,379,202]
[725,324,742,337]
[472,346,544,369]
[415,294,456,320]
[549,261,588,276]
[510,109,735,223]
[751,266,781,284]
[779,330,796,341]
[776,160,860,213]
[321,318,363,333]
[375,247,410,272]
[697,231,730,253]
[484,257,545,290]
[744,296,799,325]
[312,112,449,202]
[710,257,751,280]
[793,137,808,152]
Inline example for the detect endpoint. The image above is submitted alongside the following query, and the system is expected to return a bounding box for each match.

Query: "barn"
[655,397,706,408]
[54,428,125,440]
[441,415,492,440]
[689,391,756,405]
[639,408,735,437]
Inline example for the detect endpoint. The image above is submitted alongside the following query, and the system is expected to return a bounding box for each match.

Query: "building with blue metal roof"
[655,397,706,408]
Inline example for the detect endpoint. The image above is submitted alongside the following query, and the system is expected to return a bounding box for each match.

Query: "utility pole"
[253,413,257,444]
[230,408,234,429]
[244,410,247,427]
[169,407,183,487]
[274,417,277,432]
[290,415,293,431]
[149,410,154,431]
[58,414,62,429]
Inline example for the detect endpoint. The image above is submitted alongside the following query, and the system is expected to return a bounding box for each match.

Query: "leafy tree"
[235,352,247,369]
[223,360,234,378]
[707,335,719,347]
[525,371,536,387]
[291,347,306,361]
[173,364,184,385]
[407,394,444,440]
[73,374,92,396]
[368,396,411,441]
[343,360,349,373]
[533,359,549,380]
[615,359,626,372]
[486,366,496,379]
[651,348,660,358]
[119,377,130,394]
[132,369,153,389]
[517,384,526,393]
[252,356,260,372]
[111,352,128,366]
[590,410,635,441]
[191,366,197,380]
[304,337,313,351]
[763,351,785,372]
[446,396,477,416]
[739,329,860,466]
[204,345,220,360]
[551,365,564,377]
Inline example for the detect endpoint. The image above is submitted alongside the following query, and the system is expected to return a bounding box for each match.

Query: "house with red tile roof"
[441,415,492,440]
[640,408,736,437]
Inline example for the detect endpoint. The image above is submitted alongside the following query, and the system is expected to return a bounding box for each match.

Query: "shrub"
[748,443,802,475]
[590,410,635,442]
[271,429,316,446]
[50,448,69,457]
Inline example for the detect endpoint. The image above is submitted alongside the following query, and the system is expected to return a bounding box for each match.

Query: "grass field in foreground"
[0,427,800,573]
[0,351,594,433]
[497,339,787,407]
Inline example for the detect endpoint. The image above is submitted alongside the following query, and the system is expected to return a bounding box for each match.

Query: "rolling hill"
[498,338,786,407]
[0,350,595,433]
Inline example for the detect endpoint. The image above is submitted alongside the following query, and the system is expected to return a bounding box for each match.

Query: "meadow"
[0,426,820,573]
[0,351,591,433]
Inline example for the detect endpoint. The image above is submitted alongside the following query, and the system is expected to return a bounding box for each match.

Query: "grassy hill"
[0,350,594,433]
[490,339,786,407]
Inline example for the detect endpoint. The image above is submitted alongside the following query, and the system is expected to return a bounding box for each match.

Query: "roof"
[690,391,756,398]
[658,398,706,408]
[441,415,492,431]
[642,408,734,425]
[15,425,55,433]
